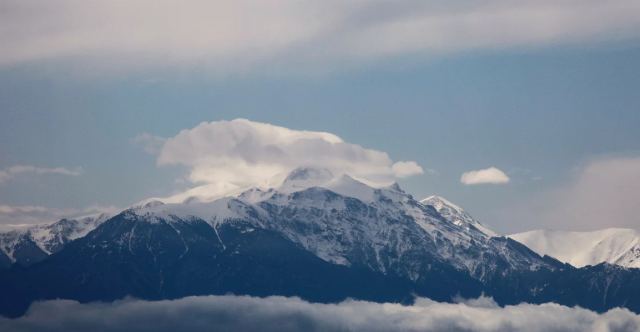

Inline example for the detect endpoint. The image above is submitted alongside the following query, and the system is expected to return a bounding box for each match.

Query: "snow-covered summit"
[420,195,497,237]
[131,167,391,226]
[278,167,380,202]
[137,167,389,206]
[280,167,334,190]
[509,228,640,269]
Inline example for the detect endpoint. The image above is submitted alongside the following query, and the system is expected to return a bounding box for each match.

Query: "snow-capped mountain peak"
[421,195,464,213]
[282,166,334,184]
[118,177,557,282]
[278,167,381,203]
[509,228,640,269]
[420,195,497,237]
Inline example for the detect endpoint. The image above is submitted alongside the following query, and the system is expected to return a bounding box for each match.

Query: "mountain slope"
[0,209,458,317]
[420,195,497,237]
[510,228,640,268]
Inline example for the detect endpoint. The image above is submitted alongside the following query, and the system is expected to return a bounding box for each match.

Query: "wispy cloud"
[131,133,166,155]
[2,1,639,73]
[460,167,510,185]
[1,295,638,332]
[0,204,118,230]
[0,165,82,184]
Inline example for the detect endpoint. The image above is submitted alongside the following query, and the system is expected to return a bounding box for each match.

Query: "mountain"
[0,167,639,317]
[124,169,556,283]
[510,228,640,269]
[0,213,110,268]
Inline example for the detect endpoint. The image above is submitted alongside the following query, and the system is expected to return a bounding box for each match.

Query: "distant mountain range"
[510,228,640,269]
[0,213,111,268]
[0,167,638,317]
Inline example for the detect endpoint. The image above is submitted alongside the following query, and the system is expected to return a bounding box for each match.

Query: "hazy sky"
[1,0,640,233]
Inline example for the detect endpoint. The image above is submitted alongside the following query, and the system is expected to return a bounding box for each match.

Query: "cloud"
[502,156,640,232]
[1,295,638,332]
[1,1,639,73]
[0,205,119,230]
[153,119,423,202]
[0,165,82,184]
[391,161,424,178]
[460,167,510,185]
[131,133,166,155]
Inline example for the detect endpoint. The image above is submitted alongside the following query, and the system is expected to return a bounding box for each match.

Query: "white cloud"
[501,156,640,232]
[131,133,166,155]
[153,119,423,202]
[0,165,82,184]
[391,161,424,178]
[460,167,510,185]
[1,1,639,72]
[1,295,638,332]
[0,205,119,230]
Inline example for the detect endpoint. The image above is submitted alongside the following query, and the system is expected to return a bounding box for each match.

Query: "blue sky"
[1,1,639,233]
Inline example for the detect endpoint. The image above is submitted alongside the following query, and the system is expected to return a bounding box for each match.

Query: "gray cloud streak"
[1,0,639,73]
[0,165,82,184]
[0,205,119,230]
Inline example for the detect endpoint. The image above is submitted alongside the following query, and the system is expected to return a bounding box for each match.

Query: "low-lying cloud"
[1,295,638,332]
[151,119,424,202]
[2,1,640,73]
[460,167,510,185]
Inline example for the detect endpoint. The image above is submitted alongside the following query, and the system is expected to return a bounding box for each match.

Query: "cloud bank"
[152,119,423,202]
[2,0,639,72]
[0,165,82,184]
[1,295,638,332]
[461,167,510,185]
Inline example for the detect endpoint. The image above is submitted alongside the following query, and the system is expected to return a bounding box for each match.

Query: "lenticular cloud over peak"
[152,119,424,203]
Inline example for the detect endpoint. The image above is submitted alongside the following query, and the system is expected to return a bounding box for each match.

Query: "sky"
[1,0,640,233]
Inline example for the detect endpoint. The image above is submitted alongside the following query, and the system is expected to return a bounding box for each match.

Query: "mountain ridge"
[0,168,638,317]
